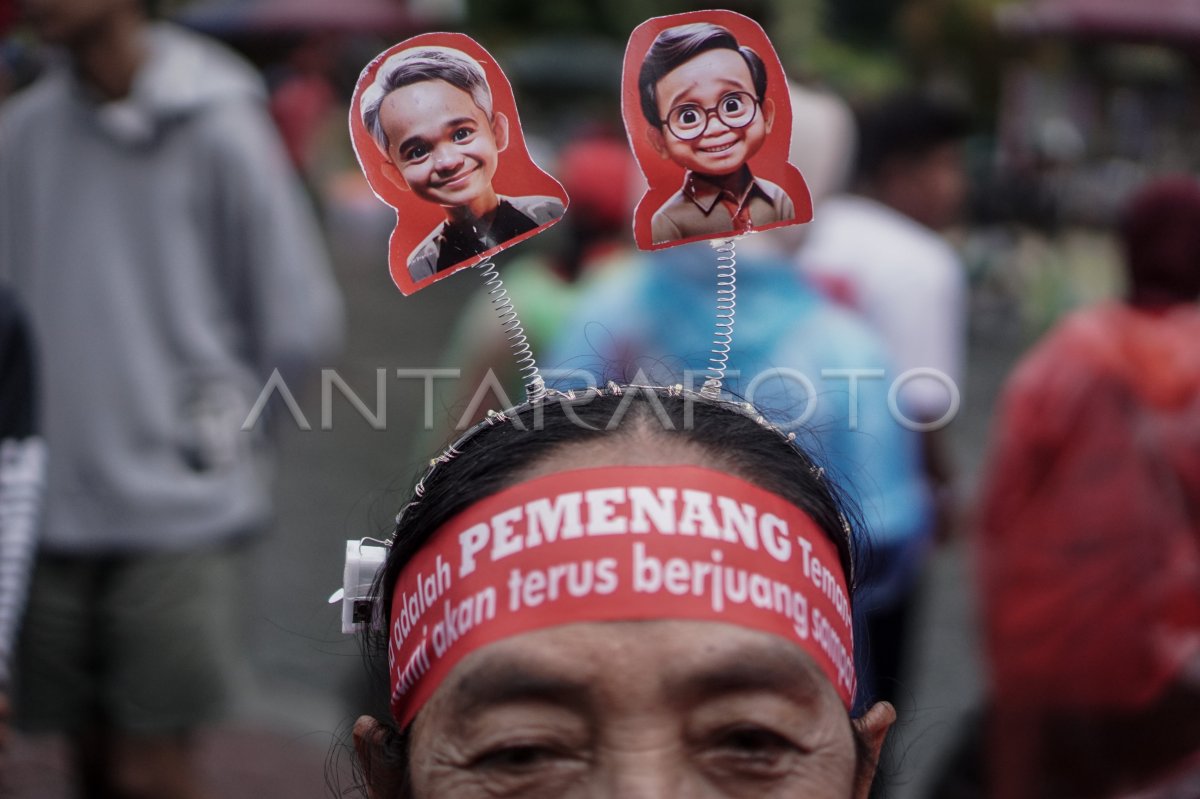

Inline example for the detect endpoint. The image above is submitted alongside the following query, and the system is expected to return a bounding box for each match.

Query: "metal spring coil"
[478,257,546,402]
[701,238,737,398]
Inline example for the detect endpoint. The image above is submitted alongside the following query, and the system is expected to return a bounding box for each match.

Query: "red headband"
[388,466,855,726]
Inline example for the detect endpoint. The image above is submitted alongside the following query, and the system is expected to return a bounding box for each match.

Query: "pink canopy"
[997,0,1200,44]
[179,0,426,35]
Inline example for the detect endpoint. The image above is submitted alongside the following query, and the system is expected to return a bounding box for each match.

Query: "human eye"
[700,724,806,778]
[450,735,587,799]
[672,104,704,129]
[470,743,566,773]
[401,142,429,162]
[464,734,588,796]
[452,126,475,143]
[720,93,755,124]
[720,726,798,757]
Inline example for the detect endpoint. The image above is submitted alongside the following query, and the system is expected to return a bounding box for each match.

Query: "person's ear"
[762,97,776,134]
[492,111,510,153]
[851,701,896,799]
[647,126,670,159]
[379,160,411,195]
[353,715,407,799]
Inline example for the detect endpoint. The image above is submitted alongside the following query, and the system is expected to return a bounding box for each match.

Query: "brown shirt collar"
[682,168,768,216]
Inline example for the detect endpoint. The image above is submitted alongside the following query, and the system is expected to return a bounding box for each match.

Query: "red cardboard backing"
[350,33,569,295]
[621,10,812,250]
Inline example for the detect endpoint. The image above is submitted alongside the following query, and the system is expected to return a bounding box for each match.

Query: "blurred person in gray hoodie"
[0,289,43,762]
[0,0,343,795]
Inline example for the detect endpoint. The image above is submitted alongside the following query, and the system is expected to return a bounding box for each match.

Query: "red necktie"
[719,194,753,234]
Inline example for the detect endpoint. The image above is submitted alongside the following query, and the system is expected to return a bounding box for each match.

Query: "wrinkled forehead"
[421,620,842,729]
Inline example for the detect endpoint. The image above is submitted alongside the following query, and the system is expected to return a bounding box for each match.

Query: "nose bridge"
[432,139,463,169]
[601,745,686,799]
[704,105,731,135]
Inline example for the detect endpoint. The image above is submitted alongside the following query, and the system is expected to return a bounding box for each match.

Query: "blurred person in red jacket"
[978,176,1200,798]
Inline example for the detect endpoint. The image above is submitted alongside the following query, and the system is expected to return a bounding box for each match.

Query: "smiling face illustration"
[651,47,771,177]
[622,13,810,250]
[379,78,508,218]
[352,36,568,293]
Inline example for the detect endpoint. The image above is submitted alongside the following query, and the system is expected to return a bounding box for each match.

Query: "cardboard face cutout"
[351,33,569,295]
[621,10,812,250]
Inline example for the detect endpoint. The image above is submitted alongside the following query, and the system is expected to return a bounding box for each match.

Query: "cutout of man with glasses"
[637,22,796,245]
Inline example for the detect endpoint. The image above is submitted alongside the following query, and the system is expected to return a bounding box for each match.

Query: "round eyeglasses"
[665,91,759,141]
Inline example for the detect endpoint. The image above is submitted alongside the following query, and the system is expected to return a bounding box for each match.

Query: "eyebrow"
[447,659,593,719]
[396,117,480,156]
[441,116,480,130]
[663,77,753,113]
[442,634,826,722]
[397,135,429,156]
[665,641,823,706]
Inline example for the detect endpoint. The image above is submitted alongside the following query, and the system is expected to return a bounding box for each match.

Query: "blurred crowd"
[1,0,1199,798]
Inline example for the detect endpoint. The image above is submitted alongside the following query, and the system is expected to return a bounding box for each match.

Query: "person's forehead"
[656,48,755,109]
[437,620,834,718]
[513,434,732,484]
[380,79,488,135]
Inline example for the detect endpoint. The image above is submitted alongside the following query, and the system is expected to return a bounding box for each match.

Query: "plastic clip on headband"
[330,538,390,634]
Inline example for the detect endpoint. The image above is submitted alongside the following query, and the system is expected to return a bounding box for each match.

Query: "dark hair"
[1120,176,1200,303]
[349,391,865,797]
[854,91,972,184]
[637,23,768,128]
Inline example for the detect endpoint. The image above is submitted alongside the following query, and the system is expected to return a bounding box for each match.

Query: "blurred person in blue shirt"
[545,237,933,709]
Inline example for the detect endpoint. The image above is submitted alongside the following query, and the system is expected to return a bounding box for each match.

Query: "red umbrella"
[997,0,1200,44]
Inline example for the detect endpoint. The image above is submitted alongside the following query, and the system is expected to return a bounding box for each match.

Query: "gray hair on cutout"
[360,46,494,154]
